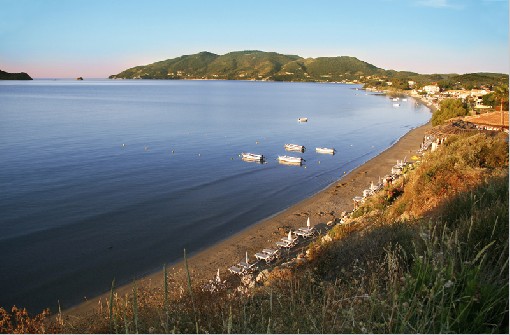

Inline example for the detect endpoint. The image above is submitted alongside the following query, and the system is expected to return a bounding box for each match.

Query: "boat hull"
[241,153,264,162]
[278,155,303,165]
[284,143,305,152]
[315,147,335,154]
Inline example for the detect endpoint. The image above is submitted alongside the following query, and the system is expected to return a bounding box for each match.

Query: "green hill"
[0,69,32,80]
[109,50,508,88]
[109,50,382,81]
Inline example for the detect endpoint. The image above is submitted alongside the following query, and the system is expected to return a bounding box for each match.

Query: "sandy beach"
[65,120,432,317]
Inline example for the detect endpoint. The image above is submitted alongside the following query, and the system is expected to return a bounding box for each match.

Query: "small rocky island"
[0,69,33,80]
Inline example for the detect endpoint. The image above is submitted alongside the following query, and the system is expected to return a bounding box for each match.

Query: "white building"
[423,84,440,95]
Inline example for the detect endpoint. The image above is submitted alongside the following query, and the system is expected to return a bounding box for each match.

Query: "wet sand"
[65,121,432,317]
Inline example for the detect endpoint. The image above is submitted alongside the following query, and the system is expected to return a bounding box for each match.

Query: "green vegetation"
[494,84,509,111]
[109,51,509,90]
[109,50,386,82]
[110,51,305,80]
[431,98,469,126]
[1,130,507,334]
[0,70,32,80]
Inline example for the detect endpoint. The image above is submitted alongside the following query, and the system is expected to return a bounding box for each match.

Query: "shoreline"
[65,119,433,318]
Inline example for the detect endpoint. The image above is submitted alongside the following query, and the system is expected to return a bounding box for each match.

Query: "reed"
[132,280,138,334]
[183,248,198,333]
[109,279,116,333]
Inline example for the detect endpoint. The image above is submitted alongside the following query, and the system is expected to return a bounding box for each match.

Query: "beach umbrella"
[307,216,311,228]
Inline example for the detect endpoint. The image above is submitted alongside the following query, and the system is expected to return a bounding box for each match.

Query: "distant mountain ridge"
[0,69,32,80]
[109,50,384,81]
[109,50,508,88]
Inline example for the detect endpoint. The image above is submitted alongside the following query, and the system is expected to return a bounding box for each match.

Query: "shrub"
[431,98,468,126]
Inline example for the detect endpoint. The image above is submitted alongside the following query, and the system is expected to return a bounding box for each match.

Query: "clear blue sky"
[1,0,508,78]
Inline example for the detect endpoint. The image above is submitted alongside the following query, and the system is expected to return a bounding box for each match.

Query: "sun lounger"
[294,229,314,238]
[255,252,275,263]
[276,240,293,249]
[238,261,257,272]
[281,236,298,246]
[228,265,245,275]
[262,248,280,259]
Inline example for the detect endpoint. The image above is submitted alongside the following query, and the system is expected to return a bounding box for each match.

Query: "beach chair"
[294,228,314,238]
[228,265,245,275]
[238,261,257,273]
[281,236,298,246]
[262,248,280,259]
[295,217,316,238]
[255,251,275,263]
[363,189,373,198]
[280,230,298,246]
[276,240,293,249]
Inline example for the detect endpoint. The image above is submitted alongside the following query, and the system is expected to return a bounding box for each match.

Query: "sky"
[1,0,508,78]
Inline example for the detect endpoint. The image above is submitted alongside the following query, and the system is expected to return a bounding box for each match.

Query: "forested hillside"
[109,50,508,88]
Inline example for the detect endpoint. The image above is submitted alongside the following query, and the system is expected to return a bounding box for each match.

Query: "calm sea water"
[0,79,430,311]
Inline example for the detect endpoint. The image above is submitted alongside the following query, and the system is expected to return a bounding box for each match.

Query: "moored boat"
[278,155,303,165]
[315,147,335,154]
[241,152,264,162]
[284,143,306,152]
[297,117,308,122]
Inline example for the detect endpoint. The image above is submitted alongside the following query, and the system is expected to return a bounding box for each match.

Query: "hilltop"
[109,50,508,88]
[0,69,32,80]
[109,50,385,82]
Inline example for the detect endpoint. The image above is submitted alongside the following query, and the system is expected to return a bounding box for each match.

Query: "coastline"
[64,119,433,318]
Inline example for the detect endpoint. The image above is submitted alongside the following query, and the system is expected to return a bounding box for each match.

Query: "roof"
[464,111,508,128]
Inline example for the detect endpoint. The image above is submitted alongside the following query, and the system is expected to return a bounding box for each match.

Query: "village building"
[463,111,509,132]
[422,84,440,95]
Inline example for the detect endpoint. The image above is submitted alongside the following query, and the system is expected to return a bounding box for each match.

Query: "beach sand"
[65,121,432,317]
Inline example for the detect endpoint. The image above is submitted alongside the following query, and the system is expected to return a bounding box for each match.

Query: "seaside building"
[463,111,509,132]
[422,84,440,95]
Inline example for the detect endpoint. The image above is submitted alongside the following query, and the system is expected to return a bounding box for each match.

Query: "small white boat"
[278,155,303,165]
[241,152,264,162]
[298,117,308,122]
[393,103,400,107]
[316,147,335,154]
[284,143,306,152]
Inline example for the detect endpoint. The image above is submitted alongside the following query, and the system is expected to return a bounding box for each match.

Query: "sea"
[0,79,430,312]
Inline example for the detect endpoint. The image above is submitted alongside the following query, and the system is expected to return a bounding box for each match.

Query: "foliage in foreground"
[1,131,508,333]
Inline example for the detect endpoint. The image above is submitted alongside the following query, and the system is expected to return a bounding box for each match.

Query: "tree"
[493,84,509,129]
[481,92,496,108]
[431,98,469,126]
